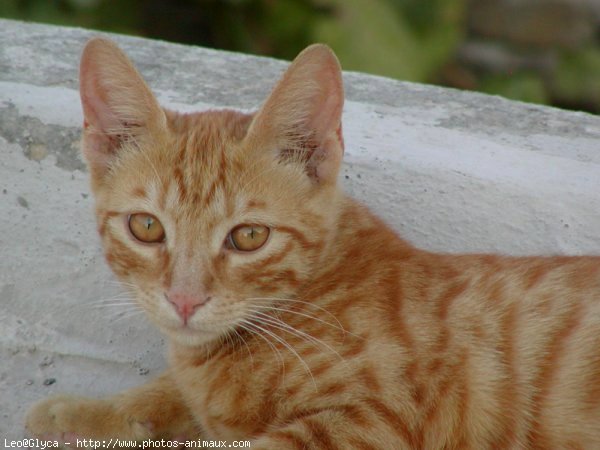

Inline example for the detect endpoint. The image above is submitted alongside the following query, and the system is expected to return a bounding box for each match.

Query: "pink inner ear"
[80,72,123,136]
[80,83,124,170]
[306,72,344,146]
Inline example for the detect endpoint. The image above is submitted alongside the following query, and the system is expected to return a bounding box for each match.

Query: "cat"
[25,37,600,449]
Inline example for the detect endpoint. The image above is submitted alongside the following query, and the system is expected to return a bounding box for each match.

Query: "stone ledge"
[1,19,599,436]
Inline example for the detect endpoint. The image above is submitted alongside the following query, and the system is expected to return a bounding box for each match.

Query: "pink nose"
[166,291,211,324]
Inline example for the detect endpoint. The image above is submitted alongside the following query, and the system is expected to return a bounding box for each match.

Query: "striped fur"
[26,39,600,449]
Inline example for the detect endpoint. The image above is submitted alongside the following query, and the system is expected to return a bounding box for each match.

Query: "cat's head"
[79,38,345,346]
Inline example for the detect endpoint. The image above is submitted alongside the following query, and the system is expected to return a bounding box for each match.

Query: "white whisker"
[245,296,346,331]
[248,310,348,367]
[111,309,145,323]
[245,318,316,390]
[247,303,359,338]
[238,320,285,377]
[90,301,138,309]
[230,326,255,368]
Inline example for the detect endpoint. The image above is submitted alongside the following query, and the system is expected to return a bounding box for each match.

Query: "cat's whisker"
[92,305,139,313]
[89,294,133,301]
[222,330,234,354]
[89,302,133,309]
[247,303,360,339]
[248,310,348,366]
[244,318,317,390]
[109,312,144,323]
[238,320,286,378]
[106,304,143,314]
[229,326,255,368]
[89,300,138,308]
[110,308,146,323]
[88,293,139,313]
[245,296,353,336]
[102,281,138,294]
[88,291,134,301]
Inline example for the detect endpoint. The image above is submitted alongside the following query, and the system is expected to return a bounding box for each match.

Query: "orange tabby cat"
[26,38,600,449]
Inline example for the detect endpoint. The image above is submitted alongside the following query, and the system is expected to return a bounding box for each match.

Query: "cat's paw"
[25,395,153,444]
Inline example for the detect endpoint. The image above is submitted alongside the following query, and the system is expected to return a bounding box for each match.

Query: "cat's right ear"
[245,44,344,185]
[79,38,166,180]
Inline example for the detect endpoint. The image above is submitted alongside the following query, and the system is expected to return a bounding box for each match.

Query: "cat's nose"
[166,291,211,324]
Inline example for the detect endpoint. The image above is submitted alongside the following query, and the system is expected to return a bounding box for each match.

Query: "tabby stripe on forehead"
[173,166,187,202]
[201,147,229,208]
[201,177,219,209]
[247,199,267,209]
[131,186,147,199]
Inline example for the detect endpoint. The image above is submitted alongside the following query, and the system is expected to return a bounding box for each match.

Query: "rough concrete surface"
[1,19,599,438]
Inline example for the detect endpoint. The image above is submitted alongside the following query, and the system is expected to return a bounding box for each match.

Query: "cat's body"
[26,39,600,449]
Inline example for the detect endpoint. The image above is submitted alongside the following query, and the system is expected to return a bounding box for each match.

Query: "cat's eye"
[128,213,165,243]
[229,224,270,252]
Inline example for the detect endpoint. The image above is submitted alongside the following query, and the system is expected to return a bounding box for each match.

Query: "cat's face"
[79,39,344,346]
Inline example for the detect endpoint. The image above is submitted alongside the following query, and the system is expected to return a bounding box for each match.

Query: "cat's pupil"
[128,213,165,243]
[229,224,269,251]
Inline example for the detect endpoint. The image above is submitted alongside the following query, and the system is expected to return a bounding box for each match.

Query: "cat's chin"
[161,324,220,348]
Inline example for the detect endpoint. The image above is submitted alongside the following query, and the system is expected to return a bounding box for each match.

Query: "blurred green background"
[1,0,599,113]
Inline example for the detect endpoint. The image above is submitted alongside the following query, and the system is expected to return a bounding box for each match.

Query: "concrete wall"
[1,19,599,436]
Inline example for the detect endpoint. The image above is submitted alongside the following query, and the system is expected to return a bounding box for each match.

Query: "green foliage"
[313,0,464,81]
[1,0,595,112]
[0,0,463,83]
[0,0,140,35]
[314,0,423,80]
[553,47,600,112]
[479,72,549,105]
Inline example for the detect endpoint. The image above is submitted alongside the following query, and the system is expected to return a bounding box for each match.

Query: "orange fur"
[26,38,600,449]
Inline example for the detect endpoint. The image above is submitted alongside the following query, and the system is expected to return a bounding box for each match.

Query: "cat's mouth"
[155,302,231,346]
[160,320,220,346]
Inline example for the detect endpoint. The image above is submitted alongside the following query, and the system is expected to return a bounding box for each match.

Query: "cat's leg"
[25,371,199,444]
[250,410,411,450]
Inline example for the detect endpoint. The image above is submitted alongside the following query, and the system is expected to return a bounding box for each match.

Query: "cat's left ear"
[245,44,344,184]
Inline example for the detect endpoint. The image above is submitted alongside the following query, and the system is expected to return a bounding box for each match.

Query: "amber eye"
[128,213,165,243]
[229,224,270,252]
